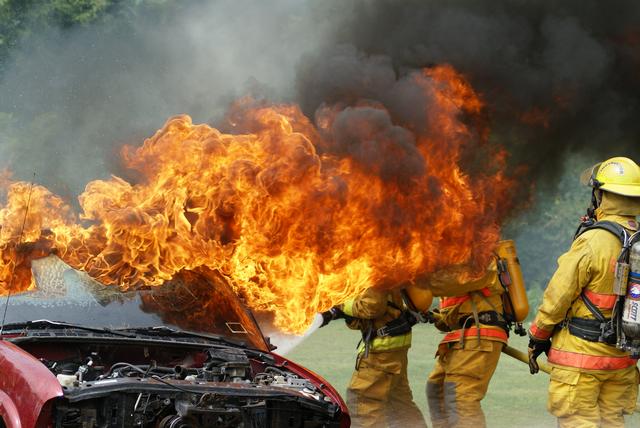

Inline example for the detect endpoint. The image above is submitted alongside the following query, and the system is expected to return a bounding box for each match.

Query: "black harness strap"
[574,219,630,311]
[375,311,417,338]
[568,220,638,345]
[580,291,608,324]
[571,291,618,345]
[358,297,417,358]
[567,317,617,345]
[458,311,509,333]
[574,220,628,244]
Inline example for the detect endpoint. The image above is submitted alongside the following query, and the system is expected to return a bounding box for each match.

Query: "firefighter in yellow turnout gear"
[528,157,640,428]
[320,288,427,428]
[425,262,509,428]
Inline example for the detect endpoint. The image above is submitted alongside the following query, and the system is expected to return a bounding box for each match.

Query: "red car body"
[0,340,63,428]
[0,257,349,428]
[0,340,349,428]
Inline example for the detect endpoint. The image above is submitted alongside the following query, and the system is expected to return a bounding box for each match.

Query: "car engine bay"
[21,340,341,428]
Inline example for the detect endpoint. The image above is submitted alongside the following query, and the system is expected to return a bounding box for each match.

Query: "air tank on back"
[496,240,529,323]
[622,242,640,339]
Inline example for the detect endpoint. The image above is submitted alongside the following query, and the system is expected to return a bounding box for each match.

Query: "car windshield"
[0,255,268,351]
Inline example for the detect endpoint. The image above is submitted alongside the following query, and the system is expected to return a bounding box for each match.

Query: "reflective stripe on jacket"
[529,192,640,371]
[441,327,508,344]
[428,260,508,345]
[440,287,491,308]
[548,348,636,370]
[341,288,411,353]
[361,333,412,353]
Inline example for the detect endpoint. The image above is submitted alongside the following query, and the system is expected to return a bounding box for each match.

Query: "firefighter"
[424,262,509,428]
[320,288,427,428]
[528,156,640,427]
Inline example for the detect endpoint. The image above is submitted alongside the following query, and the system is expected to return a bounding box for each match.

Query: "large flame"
[0,65,515,333]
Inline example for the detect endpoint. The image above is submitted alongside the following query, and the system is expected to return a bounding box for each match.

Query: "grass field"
[287,323,640,428]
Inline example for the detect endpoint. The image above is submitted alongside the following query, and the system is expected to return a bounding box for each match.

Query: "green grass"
[287,323,640,428]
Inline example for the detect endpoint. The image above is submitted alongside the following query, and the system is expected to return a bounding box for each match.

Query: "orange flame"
[0,65,515,333]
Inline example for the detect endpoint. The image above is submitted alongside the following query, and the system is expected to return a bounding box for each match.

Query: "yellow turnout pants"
[426,338,503,428]
[346,348,427,428]
[548,365,639,428]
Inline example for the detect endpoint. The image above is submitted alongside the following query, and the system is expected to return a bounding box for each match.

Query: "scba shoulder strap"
[569,220,640,345]
[575,218,640,274]
[574,219,640,268]
[574,220,629,245]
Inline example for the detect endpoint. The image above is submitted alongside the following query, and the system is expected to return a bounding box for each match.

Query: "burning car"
[0,256,349,428]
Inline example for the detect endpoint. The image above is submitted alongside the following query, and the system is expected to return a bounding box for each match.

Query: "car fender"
[0,389,21,428]
[0,341,62,428]
[272,353,350,428]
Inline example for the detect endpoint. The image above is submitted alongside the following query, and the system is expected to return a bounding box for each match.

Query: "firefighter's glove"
[426,309,450,332]
[527,338,551,375]
[320,307,347,328]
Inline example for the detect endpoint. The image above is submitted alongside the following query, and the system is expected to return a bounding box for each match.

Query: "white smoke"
[0,0,336,197]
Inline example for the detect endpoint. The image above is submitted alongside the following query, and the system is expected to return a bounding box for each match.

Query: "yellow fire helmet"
[580,157,640,197]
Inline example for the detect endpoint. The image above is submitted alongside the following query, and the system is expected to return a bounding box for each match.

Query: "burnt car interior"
[0,256,343,428]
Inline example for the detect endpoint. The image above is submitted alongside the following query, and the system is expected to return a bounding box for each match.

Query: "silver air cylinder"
[622,242,640,338]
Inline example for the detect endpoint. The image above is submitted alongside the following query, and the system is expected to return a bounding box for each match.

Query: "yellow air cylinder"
[496,240,529,322]
[404,284,434,312]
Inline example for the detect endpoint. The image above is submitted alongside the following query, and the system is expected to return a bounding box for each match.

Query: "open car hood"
[1,255,269,351]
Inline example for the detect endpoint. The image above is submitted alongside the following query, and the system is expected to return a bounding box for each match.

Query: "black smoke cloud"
[291,0,640,293]
[326,106,425,186]
[296,0,640,183]
[295,45,491,190]
[3,0,640,201]
[298,45,439,136]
